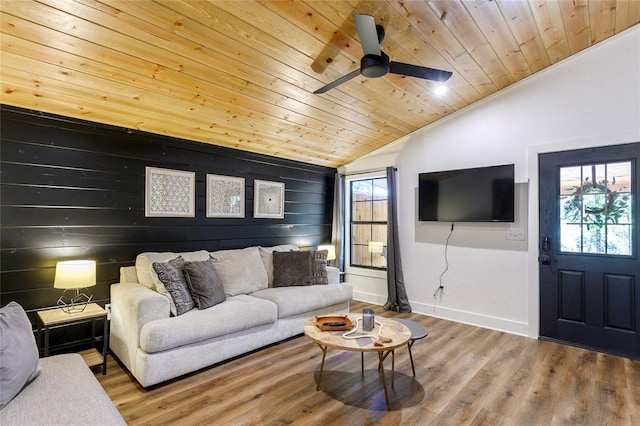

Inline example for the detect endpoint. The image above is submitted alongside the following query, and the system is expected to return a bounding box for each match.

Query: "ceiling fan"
[314,14,453,94]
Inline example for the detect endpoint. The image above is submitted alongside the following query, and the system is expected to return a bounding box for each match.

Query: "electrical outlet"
[506,228,526,241]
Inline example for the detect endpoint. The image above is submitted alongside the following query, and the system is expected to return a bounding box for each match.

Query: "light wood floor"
[96,301,640,425]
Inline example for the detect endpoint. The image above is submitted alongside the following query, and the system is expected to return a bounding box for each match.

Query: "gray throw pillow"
[0,301,41,409]
[273,251,313,287]
[152,256,195,316]
[310,250,329,285]
[183,260,226,310]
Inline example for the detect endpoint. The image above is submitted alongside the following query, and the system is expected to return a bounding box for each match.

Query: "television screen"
[418,164,515,222]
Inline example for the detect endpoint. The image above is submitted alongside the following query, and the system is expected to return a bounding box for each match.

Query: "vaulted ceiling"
[1,1,638,167]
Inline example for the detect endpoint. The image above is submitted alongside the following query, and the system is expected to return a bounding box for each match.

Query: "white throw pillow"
[210,247,268,296]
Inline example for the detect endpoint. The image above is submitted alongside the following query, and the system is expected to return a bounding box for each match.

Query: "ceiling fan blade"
[314,69,361,94]
[354,14,381,56]
[389,62,453,82]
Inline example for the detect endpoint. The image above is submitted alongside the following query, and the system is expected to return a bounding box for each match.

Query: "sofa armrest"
[120,265,138,284]
[109,283,169,373]
[327,266,341,284]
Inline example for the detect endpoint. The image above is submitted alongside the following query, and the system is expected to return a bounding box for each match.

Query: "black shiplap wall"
[1,105,335,317]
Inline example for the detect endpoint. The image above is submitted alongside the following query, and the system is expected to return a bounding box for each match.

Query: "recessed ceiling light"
[435,85,448,96]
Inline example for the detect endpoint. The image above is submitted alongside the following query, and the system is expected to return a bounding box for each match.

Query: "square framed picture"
[145,167,195,217]
[253,179,285,219]
[206,174,245,218]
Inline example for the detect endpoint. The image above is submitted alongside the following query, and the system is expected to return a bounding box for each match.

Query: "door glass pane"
[559,161,633,255]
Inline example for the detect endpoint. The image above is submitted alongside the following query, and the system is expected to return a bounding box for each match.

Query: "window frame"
[346,174,388,271]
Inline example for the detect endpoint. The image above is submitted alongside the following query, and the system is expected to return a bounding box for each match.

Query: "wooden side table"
[37,303,108,374]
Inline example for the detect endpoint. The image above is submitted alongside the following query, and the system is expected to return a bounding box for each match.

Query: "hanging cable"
[434,222,454,298]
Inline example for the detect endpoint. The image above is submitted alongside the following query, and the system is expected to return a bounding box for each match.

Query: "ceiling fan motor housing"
[361,52,390,78]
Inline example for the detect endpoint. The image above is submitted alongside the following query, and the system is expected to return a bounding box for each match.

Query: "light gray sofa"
[1,301,125,425]
[0,354,125,425]
[110,246,352,387]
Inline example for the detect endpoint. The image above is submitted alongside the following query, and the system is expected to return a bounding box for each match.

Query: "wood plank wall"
[0,105,335,339]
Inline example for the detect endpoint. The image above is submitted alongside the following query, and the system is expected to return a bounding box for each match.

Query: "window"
[559,161,633,255]
[350,177,387,269]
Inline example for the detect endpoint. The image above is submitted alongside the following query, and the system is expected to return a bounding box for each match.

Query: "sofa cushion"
[139,295,277,353]
[273,251,313,287]
[152,257,195,316]
[136,250,210,289]
[258,244,299,287]
[0,353,125,425]
[183,259,226,310]
[251,283,353,318]
[0,302,41,409]
[210,247,268,296]
[310,250,329,285]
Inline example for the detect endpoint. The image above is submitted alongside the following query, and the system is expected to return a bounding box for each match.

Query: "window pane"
[352,224,370,245]
[353,201,372,221]
[561,223,581,253]
[349,177,388,269]
[582,224,606,254]
[372,200,387,222]
[353,244,371,267]
[607,225,632,255]
[559,161,633,256]
[372,178,388,200]
[371,224,386,243]
[352,180,372,201]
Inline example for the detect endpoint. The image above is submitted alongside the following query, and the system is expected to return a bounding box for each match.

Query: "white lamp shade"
[54,260,96,289]
[368,241,384,255]
[317,244,336,261]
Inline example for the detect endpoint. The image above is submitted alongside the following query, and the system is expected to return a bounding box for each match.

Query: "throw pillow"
[272,251,313,287]
[183,260,226,310]
[310,250,329,285]
[0,301,41,409]
[152,256,195,316]
[258,244,299,287]
[210,247,268,296]
[136,250,210,289]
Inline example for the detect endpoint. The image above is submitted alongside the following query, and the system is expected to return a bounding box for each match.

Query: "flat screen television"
[418,164,515,222]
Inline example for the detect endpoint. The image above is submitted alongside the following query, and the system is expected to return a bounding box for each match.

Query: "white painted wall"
[344,25,640,337]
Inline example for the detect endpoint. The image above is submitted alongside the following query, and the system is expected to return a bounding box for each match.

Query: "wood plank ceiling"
[1,1,639,168]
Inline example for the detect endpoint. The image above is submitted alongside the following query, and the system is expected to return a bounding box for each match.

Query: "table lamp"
[317,244,336,266]
[54,260,96,313]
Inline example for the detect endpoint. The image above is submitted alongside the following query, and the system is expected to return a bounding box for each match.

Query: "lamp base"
[57,288,93,314]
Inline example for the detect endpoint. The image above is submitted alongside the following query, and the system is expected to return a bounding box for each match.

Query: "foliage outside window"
[350,178,387,269]
[560,162,633,255]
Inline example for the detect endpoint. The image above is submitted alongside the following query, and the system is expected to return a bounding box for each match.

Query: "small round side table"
[393,318,429,377]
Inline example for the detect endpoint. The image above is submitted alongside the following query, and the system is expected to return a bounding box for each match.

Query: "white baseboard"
[353,294,529,337]
[353,291,386,306]
[410,301,529,337]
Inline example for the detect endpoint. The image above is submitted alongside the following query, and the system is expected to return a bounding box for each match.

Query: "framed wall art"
[145,167,195,217]
[253,179,285,219]
[206,174,245,218]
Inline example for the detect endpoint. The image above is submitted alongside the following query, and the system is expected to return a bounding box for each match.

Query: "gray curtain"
[331,173,346,271]
[384,167,411,312]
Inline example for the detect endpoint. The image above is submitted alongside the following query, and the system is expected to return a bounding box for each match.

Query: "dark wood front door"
[539,142,640,359]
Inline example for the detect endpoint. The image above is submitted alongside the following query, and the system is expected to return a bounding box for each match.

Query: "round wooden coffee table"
[304,313,411,405]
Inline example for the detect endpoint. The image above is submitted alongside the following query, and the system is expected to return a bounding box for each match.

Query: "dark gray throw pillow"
[0,301,41,409]
[183,260,226,310]
[273,251,313,287]
[310,250,329,285]
[152,256,195,316]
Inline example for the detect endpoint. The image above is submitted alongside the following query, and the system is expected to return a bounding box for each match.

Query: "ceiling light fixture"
[435,85,448,96]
